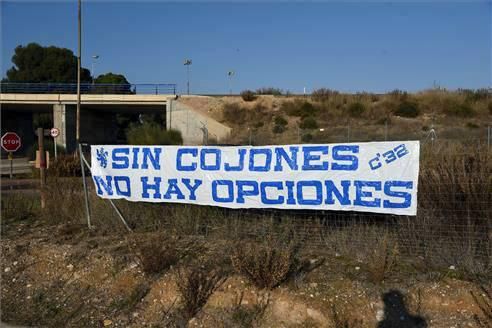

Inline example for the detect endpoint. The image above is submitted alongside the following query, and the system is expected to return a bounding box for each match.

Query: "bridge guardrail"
[0,83,176,95]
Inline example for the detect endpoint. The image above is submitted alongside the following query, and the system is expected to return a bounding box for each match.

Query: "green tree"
[94,72,130,84]
[126,122,183,145]
[4,43,92,83]
[93,73,132,94]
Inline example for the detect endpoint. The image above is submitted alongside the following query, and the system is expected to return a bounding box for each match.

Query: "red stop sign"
[1,132,22,152]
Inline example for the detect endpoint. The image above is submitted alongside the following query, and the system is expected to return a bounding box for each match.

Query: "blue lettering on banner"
[297,180,323,205]
[325,180,351,205]
[112,148,129,169]
[212,180,234,202]
[163,178,185,200]
[114,176,131,196]
[176,148,198,171]
[383,181,412,208]
[331,145,359,171]
[182,179,202,200]
[302,146,329,170]
[249,149,272,172]
[274,147,299,171]
[354,181,381,207]
[260,181,285,204]
[141,148,162,170]
[91,142,419,215]
[236,180,259,203]
[225,149,246,171]
[141,177,162,199]
[94,176,113,196]
[200,148,221,171]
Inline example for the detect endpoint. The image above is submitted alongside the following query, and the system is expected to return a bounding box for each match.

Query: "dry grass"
[176,261,227,319]
[131,233,185,275]
[231,238,301,290]
[366,234,399,284]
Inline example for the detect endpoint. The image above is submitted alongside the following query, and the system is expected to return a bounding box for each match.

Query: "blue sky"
[1,1,491,94]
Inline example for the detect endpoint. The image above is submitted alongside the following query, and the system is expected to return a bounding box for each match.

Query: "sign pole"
[79,144,92,229]
[54,139,58,159]
[8,152,13,179]
[37,128,46,209]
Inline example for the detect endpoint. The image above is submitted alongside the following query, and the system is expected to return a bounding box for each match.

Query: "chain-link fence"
[75,140,488,275]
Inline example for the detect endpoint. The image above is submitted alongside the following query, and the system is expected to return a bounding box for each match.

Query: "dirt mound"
[1,217,488,327]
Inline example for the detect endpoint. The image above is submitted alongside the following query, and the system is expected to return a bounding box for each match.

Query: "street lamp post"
[227,70,235,95]
[91,55,99,84]
[76,0,82,146]
[184,59,192,95]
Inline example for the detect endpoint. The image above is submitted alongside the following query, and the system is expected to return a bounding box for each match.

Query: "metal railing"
[0,82,176,95]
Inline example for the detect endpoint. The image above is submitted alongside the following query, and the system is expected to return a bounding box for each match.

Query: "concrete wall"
[53,104,77,153]
[167,99,231,145]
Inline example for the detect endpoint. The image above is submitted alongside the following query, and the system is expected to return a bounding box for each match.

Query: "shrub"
[299,116,318,129]
[488,102,492,114]
[177,263,226,319]
[460,88,490,102]
[229,292,269,327]
[301,133,313,143]
[311,88,338,102]
[222,103,246,124]
[366,235,399,284]
[272,124,286,134]
[394,101,420,118]
[133,234,183,275]
[231,239,300,289]
[240,90,257,102]
[282,100,317,117]
[445,103,475,117]
[466,122,479,129]
[256,87,282,95]
[49,154,83,177]
[348,102,365,117]
[389,89,408,101]
[274,115,288,127]
[126,122,182,145]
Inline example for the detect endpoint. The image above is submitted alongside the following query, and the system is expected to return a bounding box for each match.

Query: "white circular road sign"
[50,128,60,138]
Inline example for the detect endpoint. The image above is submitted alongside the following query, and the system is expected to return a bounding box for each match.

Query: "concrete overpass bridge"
[0,83,231,158]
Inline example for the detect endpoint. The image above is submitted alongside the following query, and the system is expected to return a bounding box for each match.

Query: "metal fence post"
[488,125,491,150]
[79,144,92,229]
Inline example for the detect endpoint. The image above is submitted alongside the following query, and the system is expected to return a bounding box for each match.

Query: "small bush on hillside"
[272,124,285,134]
[49,154,83,177]
[311,88,338,102]
[231,239,300,289]
[389,89,408,101]
[282,100,317,117]
[348,102,366,117]
[466,122,479,129]
[394,101,420,118]
[126,122,182,145]
[460,88,490,102]
[488,102,492,114]
[177,263,226,319]
[223,103,246,124]
[272,115,288,134]
[445,103,475,117]
[299,116,318,129]
[256,87,282,95]
[133,234,183,275]
[301,133,313,143]
[274,115,288,126]
[240,90,257,102]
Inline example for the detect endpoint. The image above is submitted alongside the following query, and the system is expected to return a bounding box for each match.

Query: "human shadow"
[377,290,427,328]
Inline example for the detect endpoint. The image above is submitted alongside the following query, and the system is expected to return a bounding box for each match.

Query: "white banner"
[91,141,420,215]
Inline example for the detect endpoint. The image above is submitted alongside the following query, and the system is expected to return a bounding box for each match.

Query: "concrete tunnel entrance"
[0,103,166,158]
